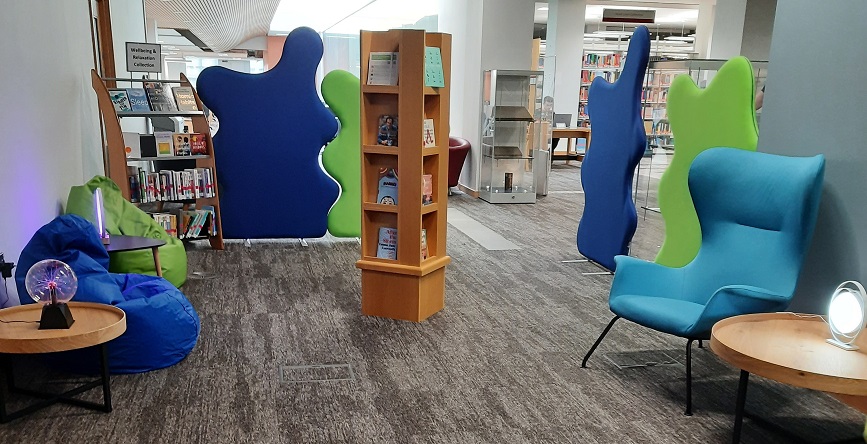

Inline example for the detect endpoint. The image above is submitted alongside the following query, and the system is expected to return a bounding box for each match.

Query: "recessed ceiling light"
[537,6,548,11]
[665,36,695,42]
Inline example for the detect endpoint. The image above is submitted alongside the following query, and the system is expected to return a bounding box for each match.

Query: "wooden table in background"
[711,312,867,443]
[0,302,126,422]
[105,235,166,277]
[551,127,592,164]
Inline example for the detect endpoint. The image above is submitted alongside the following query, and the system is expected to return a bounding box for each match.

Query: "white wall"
[547,0,586,126]
[740,0,776,62]
[439,0,534,191]
[0,1,102,305]
[758,0,867,313]
[707,0,747,59]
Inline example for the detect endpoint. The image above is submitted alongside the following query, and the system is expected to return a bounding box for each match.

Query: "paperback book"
[377,115,398,147]
[377,168,398,205]
[172,86,199,111]
[422,175,433,205]
[173,133,192,156]
[376,227,398,260]
[126,88,151,111]
[189,133,208,155]
[422,119,436,148]
[423,47,445,88]
[154,131,174,157]
[109,89,131,112]
[367,52,399,86]
[144,81,178,112]
[421,229,428,260]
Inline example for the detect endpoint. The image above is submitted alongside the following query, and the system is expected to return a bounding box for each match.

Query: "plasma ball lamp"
[826,280,866,351]
[25,259,77,329]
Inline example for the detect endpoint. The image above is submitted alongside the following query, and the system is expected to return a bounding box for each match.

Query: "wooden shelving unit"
[90,70,224,250]
[356,29,451,322]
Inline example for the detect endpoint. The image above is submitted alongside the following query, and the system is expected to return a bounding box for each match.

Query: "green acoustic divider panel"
[66,176,188,288]
[655,56,759,267]
[321,69,361,238]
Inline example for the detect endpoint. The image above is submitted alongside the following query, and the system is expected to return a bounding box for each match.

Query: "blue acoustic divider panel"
[576,25,651,271]
[197,27,339,239]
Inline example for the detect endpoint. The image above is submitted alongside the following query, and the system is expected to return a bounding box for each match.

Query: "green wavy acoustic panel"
[655,56,759,267]
[321,70,361,237]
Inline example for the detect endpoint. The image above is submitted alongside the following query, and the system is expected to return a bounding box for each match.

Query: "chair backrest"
[682,148,825,305]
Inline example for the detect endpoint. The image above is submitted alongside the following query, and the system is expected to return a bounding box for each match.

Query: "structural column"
[546,0,586,127]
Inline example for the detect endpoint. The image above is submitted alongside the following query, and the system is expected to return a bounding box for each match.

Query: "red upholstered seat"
[448,137,471,188]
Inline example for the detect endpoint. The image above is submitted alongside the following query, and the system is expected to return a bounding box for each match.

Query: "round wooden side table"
[0,302,126,423]
[711,312,867,443]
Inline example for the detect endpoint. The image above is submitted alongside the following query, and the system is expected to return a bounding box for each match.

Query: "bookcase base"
[360,267,445,322]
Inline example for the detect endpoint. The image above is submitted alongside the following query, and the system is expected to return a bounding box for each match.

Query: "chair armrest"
[610,255,685,301]
[693,285,792,334]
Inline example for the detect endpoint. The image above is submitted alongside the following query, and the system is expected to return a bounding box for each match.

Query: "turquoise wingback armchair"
[582,147,825,415]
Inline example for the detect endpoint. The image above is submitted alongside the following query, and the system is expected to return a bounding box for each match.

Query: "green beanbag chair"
[65,176,187,287]
[655,56,758,267]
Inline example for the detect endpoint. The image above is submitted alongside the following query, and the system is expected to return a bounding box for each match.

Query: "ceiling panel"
[145,0,280,52]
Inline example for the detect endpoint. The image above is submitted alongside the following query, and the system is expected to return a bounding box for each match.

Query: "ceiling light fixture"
[538,6,548,11]
[827,281,866,350]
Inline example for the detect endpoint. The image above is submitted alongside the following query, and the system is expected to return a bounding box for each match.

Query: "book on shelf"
[154,131,174,157]
[143,81,178,112]
[422,175,433,205]
[421,229,428,260]
[377,115,398,146]
[201,205,217,236]
[376,227,398,260]
[424,47,445,88]
[367,52,399,86]
[173,133,192,156]
[127,166,216,203]
[189,133,207,155]
[126,88,151,111]
[422,119,435,148]
[151,212,178,238]
[123,132,141,158]
[377,168,398,205]
[109,89,132,112]
[172,86,199,111]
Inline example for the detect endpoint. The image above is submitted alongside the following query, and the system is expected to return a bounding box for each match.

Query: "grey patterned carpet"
[0,162,863,443]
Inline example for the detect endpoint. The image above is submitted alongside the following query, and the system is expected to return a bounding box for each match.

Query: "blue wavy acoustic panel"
[576,25,650,271]
[197,27,338,239]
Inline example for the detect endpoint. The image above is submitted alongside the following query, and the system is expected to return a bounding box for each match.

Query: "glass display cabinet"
[479,69,547,204]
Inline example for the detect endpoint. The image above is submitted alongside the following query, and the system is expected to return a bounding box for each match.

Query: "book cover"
[376,168,398,205]
[154,131,174,157]
[422,118,436,148]
[144,81,177,111]
[172,86,199,111]
[122,132,141,158]
[109,89,132,112]
[189,133,207,155]
[376,227,398,260]
[377,115,398,146]
[422,174,433,205]
[421,229,428,260]
[125,88,151,111]
[173,133,191,156]
[140,134,157,158]
[424,47,445,88]
[367,52,399,86]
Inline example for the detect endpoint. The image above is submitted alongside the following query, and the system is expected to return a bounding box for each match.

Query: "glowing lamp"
[25,259,77,329]
[827,281,866,351]
[94,188,110,245]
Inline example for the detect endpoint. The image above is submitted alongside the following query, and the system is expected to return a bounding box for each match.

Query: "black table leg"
[100,344,112,412]
[733,370,749,443]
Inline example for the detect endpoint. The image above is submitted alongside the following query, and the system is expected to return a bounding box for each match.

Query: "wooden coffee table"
[711,312,867,443]
[0,302,126,422]
[105,235,166,277]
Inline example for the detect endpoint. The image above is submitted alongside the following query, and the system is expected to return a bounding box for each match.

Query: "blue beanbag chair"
[15,215,200,374]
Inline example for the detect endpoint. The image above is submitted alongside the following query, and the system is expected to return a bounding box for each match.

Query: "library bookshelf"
[90,69,224,250]
[356,29,451,322]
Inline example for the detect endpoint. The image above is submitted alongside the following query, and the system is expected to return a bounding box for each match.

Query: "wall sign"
[126,42,162,73]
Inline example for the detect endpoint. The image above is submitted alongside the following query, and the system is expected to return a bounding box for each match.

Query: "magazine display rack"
[91,70,224,250]
[356,29,451,322]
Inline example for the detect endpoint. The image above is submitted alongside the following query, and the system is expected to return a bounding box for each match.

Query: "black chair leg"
[698,339,703,349]
[685,338,694,416]
[581,316,620,368]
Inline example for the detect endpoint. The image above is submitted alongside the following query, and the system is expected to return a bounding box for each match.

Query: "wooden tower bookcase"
[356,29,452,322]
[91,70,224,250]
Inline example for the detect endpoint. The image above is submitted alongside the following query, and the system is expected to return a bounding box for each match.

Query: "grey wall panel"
[759,0,867,313]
